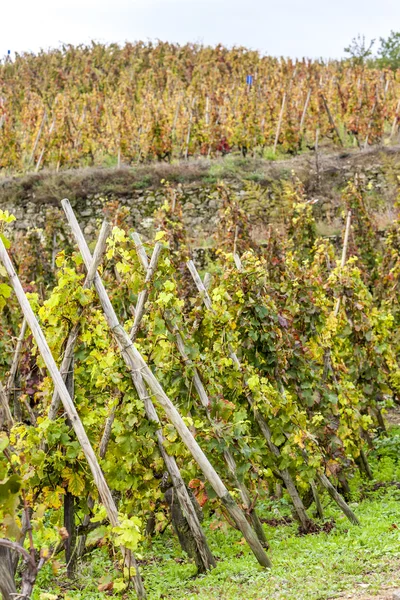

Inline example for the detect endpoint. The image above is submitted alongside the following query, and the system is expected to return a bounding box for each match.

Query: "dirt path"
[339,588,399,599]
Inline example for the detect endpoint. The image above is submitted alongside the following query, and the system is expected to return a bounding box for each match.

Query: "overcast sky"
[2,0,399,60]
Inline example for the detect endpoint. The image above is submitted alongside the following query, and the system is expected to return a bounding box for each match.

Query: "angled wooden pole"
[130,242,163,341]
[116,236,216,570]
[334,211,352,317]
[299,88,312,138]
[6,318,27,405]
[131,367,216,571]
[0,379,13,429]
[133,234,267,549]
[48,220,112,420]
[320,93,343,147]
[0,236,146,599]
[390,99,400,141]
[61,198,271,569]
[273,92,286,154]
[189,257,361,526]
[187,259,313,531]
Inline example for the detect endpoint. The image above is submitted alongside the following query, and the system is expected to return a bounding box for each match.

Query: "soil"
[338,588,400,599]
[385,406,400,427]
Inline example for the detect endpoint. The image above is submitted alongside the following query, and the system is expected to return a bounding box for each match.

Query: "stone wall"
[3,186,225,243]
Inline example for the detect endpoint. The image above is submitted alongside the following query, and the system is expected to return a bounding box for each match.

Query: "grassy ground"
[1,145,399,207]
[32,424,400,600]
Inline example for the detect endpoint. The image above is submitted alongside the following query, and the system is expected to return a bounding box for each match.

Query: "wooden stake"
[186,260,312,531]
[29,110,47,166]
[62,199,271,569]
[48,220,112,420]
[299,88,312,139]
[6,318,27,405]
[317,473,359,525]
[334,211,352,317]
[203,272,212,291]
[0,379,13,429]
[321,94,343,147]
[131,233,150,270]
[0,236,146,599]
[273,92,286,154]
[363,101,377,150]
[130,242,163,341]
[390,99,400,141]
[184,98,196,161]
[310,481,324,520]
[315,128,320,189]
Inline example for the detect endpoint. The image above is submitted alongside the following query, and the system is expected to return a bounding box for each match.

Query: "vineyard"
[0,167,400,598]
[1,42,400,172]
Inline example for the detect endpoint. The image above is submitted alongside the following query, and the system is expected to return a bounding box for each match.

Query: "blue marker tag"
[246,75,253,86]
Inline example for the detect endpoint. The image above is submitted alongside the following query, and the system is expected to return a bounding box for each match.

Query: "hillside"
[1,144,399,248]
[0,42,399,175]
[1,42,400,600]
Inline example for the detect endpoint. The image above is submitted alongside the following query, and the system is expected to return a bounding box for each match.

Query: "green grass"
[33,428,400,599]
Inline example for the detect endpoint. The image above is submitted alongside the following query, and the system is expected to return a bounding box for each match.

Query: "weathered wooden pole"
[320,93,343,147]
[334,211,352,317]
[0,236,146,600]
[62,198,272,569]
[48,220,112,420]
[187,260,313,531]
[273,92,286,154]
[6,318,27,407]
[132,233,267,549]
[0,379,13,429]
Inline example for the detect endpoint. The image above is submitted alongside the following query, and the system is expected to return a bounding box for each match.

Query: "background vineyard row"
[1,42,400,172]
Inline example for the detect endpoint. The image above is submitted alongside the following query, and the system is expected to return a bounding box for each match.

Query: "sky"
[2,0,399,60]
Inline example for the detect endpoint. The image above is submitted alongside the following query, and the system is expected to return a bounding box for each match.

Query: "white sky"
[2,0,399,59]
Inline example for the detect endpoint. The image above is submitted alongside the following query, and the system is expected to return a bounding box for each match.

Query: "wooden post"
[299,88,312,142]
[273,92,286,154]
[203,272,212,291]
[130,242,163,341]
[0,379,13,429]
[205,95,210,126]
[334,211,352,317]
[317,473,359,525]
[61,199,271,569]
[310,481,324,520]
[315,128,320,190]
[184,98,196,161]
[35,117,56,173]
[390,99,400,141]
[29,109,47,166]
[363,101,377,150]
[48,220,112,420]
[320,93,343,147]
[133,237,268,549]
[6,318,27,405]
[186,260,313,531]
[0,237,146,600]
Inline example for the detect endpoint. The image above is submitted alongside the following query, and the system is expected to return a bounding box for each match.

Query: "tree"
[344,34,375,65]
[377,30,400,70]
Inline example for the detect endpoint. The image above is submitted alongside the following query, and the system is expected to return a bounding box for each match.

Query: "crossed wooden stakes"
[0,200,272,599]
